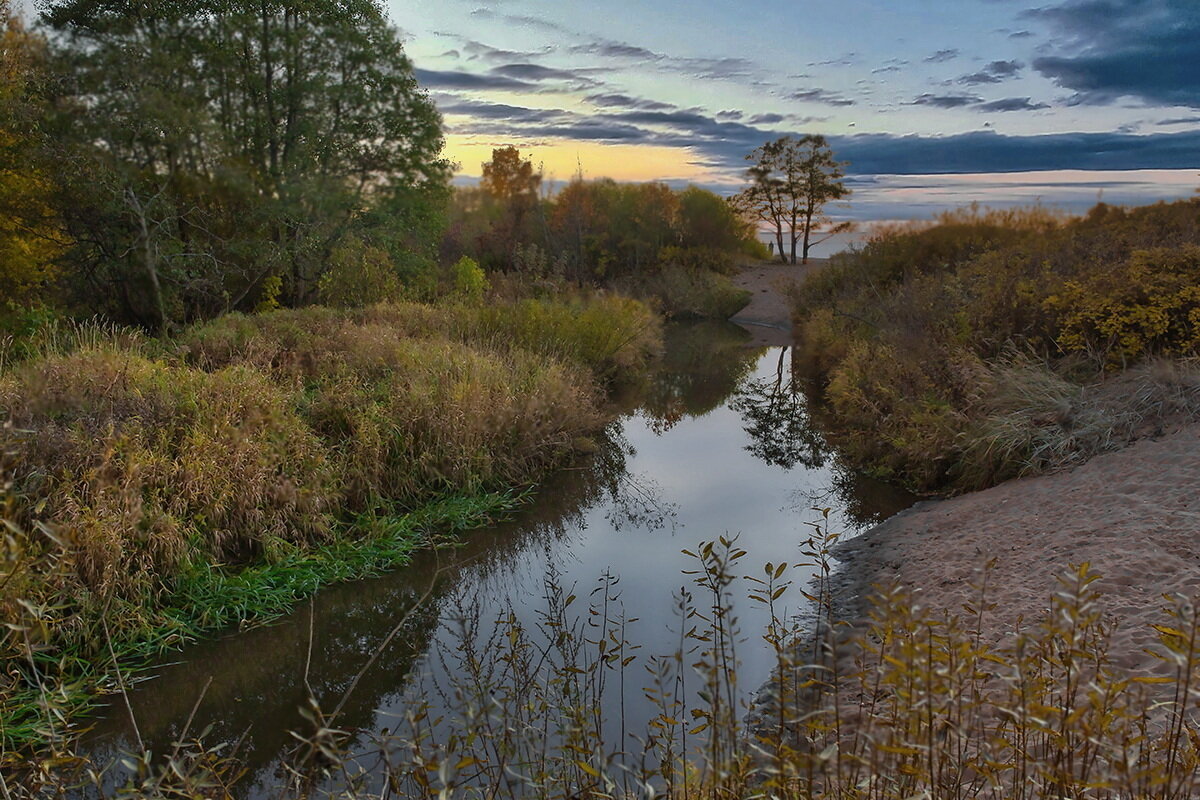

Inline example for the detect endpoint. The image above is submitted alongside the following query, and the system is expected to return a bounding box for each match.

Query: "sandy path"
[832,424,1200,675]
[729,259,827,346]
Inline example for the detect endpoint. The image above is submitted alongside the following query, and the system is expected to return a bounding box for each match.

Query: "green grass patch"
[0,490,526,754]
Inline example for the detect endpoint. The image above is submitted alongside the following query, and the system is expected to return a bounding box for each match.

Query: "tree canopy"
[41,0,450,328]
[735,134,851,264]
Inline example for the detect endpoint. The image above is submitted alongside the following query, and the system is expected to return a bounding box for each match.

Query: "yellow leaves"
[1047,245,1200,368]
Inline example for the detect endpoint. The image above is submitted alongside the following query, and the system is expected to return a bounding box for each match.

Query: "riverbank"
[0,295,663,754]
[730,259,827,346]
[832,420,1200,675]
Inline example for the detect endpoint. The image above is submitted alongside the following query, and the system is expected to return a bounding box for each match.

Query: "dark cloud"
[1026,0,1200,107]
[912,92,983,108]
[585,93,676,111]
[1008,30,1034,38]
[414,68,536,91]
[976,97,1052,112]
[568,41,663,60]
[437,98,562,123]
[434,33,555,63]
[748,113,786,124]
[716,110,744,121]
[959,60,1023,85]
[490,63,597,84]
[924,49,960,63]
[830,129,1200,174]
[788,88,856,106]
[432,89,1200,177]
[1158,116,1200,125]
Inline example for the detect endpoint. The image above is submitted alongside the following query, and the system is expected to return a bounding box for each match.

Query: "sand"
[730,259,826,347]
[832,424,1200,675]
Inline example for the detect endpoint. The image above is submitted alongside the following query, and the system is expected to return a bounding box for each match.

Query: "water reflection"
[82,322,915,795]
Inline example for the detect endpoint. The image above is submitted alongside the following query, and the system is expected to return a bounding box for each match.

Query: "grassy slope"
[0,295,662,751]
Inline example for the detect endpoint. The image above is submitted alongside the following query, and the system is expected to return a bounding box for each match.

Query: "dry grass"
[0,295,661,756]
[12,530,1200,799]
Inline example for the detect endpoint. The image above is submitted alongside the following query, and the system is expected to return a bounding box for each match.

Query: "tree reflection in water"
[730,347,828,471]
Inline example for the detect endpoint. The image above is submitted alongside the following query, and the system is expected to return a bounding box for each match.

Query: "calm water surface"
[84,322,914,793]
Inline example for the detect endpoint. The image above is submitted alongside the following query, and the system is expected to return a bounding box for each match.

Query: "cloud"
[490,63,598,84]
[829,129,1200,174]
[787,88,856,106]
[1157,116,1200,125]
[437,98,563,123]
[716,110,744,121]
[748,113,786,124]
[976,97,1052,112]
[568,41,663,60]
[924,49,960,63]
[912,92,983,108]
[434,33,555,63]
[959,59,1024,85]
[585,93,677,111]
[1025,0,1200,107]
[414,68,536,91]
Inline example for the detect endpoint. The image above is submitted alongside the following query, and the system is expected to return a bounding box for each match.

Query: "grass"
[0,293,662,754]
[12,527,1200,799]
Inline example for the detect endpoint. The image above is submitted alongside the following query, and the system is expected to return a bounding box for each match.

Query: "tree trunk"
[802,209,814,264]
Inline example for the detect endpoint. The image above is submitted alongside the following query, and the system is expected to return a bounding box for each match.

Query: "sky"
[389,0,1200,223]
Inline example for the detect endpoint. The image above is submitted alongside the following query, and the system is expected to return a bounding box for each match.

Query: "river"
[82,321,914,795]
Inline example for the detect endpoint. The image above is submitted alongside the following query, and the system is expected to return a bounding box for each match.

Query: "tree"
[480,146,541,267]
[0,4,65,310]
[793,135,852,263]
[734,135,851,265]
[42,0,449,328]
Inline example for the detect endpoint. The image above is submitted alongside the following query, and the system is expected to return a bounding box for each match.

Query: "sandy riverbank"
[832,422,1200,675]
[729,259,826,346]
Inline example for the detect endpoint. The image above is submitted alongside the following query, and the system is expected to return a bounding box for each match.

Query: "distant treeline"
[443,147,766,284]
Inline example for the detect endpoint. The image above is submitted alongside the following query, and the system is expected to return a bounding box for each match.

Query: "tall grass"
[12,525,1200,798]
[0,294,662,753]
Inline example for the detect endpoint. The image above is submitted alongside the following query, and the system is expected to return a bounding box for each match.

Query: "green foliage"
[0,294,662,752]
[616,264,752,320]
[318,235,402,309]
[445,171,760,319]
[791,199,1200,492]
[0,9,65,307]
[42,0,450,328]
[449,255,488,302]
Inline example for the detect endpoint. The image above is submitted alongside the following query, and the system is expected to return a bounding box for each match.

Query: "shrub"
[1047,246,1200,368]
[317,235,402,309]
[791,199,1200,492]
[0,347,337,633]
[449,255,488,303]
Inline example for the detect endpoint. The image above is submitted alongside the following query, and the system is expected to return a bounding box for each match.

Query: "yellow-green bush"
[1048,246,1200,368]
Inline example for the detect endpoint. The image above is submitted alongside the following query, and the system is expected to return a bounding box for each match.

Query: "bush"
[615,266,751,321]
[317,235,402,309]
[1047,246,1200,368]
[449,255,489,303]
[791,199,1200,492]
